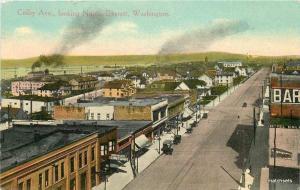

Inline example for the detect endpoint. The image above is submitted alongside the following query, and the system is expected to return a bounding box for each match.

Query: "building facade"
[102,80,136,98]
[0,124,117,190]
[11,81,51,96]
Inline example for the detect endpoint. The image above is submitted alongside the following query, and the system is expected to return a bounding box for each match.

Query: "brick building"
[53,106,86,120]
[270,73,300,119]
[0,124,117,190]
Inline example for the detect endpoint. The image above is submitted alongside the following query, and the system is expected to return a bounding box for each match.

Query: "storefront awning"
[182,108,194,119]
[134,134,151,150]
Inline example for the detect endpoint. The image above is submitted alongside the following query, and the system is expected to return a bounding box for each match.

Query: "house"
[102,80,136,98]
[0,107,29,122]
[219,61,243,68]
[198,74,214,87]
[285,61,300,71]
[175,80,207,91]
[26,70,53,79]
[1,98,57,114]
[156,71,177,80]
[69,76,99,91]
[0,124,117,190]
[33,80,71,97]
[97,72,115,82]
[149,80,179,91]
[215,72,235,86]
[235,67,248,77]
[11,79,53,96]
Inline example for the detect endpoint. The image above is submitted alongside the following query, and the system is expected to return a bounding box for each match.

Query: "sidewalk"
[94,78,247,190]
[93,126,187,190]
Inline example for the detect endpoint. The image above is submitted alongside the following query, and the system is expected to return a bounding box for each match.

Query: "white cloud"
[101,21,138,36]
[15,26,34,36]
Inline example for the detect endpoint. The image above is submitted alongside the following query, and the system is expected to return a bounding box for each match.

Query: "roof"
[103,80,132,89]
[79,97,167,107]
[63,120,152,140]
[219,61,242,65]
[183,79,206,89]
[39,80,70,91]
[71,76,98,83]
[286,61,300,67]
[216,72,234,77]
[0,124,116,172]
[0,108,28,122]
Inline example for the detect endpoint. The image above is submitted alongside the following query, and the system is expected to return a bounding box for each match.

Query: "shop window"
[80,172,87,190]
[109,141,115,152]
[18,182,23,190]
[79,153,83,168]
[70,178,76,190]
[54,164,59,182]
[84,151,88,165]
[38,173,42,190]
[91,147,95,161]
[91,166,96,187]
[26,179,31,190]
[70,157,75,173]
[100,144,108,156]
[45,169,49,187]
[61,162,65,178]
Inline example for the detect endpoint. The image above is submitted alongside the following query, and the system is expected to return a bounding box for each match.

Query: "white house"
[235,67,248,76]
[1,98,56,113]
[219,61,243,68]
[75,103,115,120]
[215,73,235,86]
[198,74,213,87]
[175,82,190,91]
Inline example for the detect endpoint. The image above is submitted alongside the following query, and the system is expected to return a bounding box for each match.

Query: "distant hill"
[2,52,300,68]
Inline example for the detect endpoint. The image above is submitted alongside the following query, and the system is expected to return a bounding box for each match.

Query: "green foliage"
[233,76,247,86]
[31,110,53,120]
[211,86,228,95]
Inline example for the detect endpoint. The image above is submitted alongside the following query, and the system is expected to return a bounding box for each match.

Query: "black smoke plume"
[56,11,112,54]
[32,54,64,70]
[158,19,250,55]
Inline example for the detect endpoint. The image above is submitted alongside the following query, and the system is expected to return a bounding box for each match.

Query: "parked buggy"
[161,140,173,155]
[173,135,181,145]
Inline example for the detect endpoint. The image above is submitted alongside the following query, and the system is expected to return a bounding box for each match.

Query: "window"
[38,173,42,190]
[91,147,95,161]
[70,157,75,173]
[90,113,94,120]
[106,114,110,120]
[84,151,88,165]
[80,172,87,190]
[18,182,23,190]
[97,113,101,120]
[109,141,115,152]
[117,92,119,96]
[91,166,96,187]
[54,164,59,182]
[70,178,76,190]
[61,162,65,178]
[45,169,49,187]
[26,179,31,190]
[100,144,108,156]
[79,153,83,168]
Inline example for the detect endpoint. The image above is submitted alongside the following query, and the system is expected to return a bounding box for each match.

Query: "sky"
[1,1,300,59]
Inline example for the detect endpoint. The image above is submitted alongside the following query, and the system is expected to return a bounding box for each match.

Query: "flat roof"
[63,120,153,140]
[0,124,116,173]
[81,97,167,107]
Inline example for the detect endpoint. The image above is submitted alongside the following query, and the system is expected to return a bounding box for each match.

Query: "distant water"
[1,65,115,80]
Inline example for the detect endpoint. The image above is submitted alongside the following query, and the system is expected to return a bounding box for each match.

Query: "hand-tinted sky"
[1,1,300,58]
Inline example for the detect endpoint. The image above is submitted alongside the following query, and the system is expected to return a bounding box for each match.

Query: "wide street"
[124,68,270,190]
